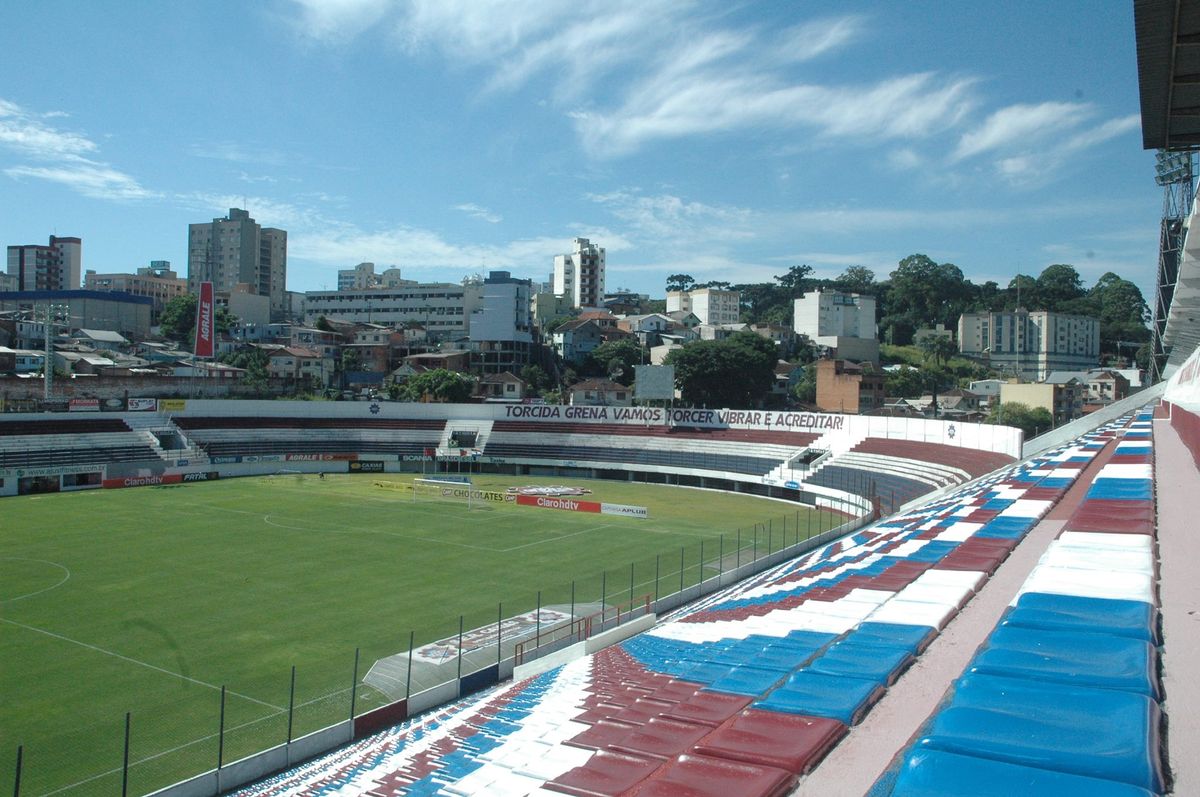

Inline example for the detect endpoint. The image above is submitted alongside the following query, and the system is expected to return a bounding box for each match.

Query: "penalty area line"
[0,618,284,711]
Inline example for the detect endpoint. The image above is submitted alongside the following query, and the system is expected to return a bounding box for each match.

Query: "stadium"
[5,5,1200,797]
[0,379,1182,797]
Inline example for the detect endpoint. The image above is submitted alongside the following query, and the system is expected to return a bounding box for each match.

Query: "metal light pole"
[39,303,69,402]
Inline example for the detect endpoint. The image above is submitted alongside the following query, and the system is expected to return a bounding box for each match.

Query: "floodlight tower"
[1150,149,1196,382]
[38,302,69,401]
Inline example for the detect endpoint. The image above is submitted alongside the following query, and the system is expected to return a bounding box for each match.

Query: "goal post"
[410,478,515,511]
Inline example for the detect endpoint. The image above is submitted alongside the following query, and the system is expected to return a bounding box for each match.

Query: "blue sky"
[0,1,1159,301]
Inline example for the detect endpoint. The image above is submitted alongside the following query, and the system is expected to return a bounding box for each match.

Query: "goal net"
[411,478,485,511]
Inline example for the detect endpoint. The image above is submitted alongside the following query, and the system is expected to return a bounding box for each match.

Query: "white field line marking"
[40,684,367,797]
[260,514,506,552]
[164,499,514,552]
[0,557,71,602]
[0,618,284,711]
[501,524,613,551]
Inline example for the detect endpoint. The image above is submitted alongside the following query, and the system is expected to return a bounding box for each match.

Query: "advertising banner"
[599,502,649,519]
[159,399,186,413]
[103,474,183,489]
[182,471,220,482]
[195,281,215,359]
[284,453,359,462]
[68,398,100,412]
[515,494,602,513]
[349,461,385,473]
[128,398,157,411]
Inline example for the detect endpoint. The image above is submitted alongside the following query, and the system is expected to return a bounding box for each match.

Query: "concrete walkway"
[1153,416,1200,794]
[792,436,1122,797]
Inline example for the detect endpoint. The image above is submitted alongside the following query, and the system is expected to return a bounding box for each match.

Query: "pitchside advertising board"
[102,472,219,489]
[514,494,649,519]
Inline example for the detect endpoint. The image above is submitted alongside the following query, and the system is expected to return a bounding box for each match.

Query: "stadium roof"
[1136,0,1200,150]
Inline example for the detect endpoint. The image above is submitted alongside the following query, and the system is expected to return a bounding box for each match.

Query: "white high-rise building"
[6,235,82,292]
[793,289,879,364]
[336,262,407,291]
[304,280,483,341]
[666,287,741,325]
[553,238,605,309]
[470,271,534,373]
[958,309,1100,381]
[187,208,287,321]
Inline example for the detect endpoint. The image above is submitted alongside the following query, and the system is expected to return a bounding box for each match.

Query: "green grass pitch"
[0,473,838,796]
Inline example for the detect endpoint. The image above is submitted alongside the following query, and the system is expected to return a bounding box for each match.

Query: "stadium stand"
[0,416,160,468]
[797,438,1017,513]
[483,421,820,477]
[173,416,447,459]
[876,410,1165,796]
[229,411,1152,797]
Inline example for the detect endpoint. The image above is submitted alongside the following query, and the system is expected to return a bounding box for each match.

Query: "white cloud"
[189,141,288,166]
[284,2,968,157]
[453,202,502,223]
[288,0,394,42]
[0,97,153,201]
[0,98,98,160]
[952,103,1141,186]
[5,164,157,200]
[588,190,754,243]
[954,101,1089,161]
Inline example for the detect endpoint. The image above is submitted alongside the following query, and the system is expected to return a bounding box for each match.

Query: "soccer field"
[0,473,838,796]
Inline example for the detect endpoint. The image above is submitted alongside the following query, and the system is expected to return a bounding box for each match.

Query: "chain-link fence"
[6,496,870,797]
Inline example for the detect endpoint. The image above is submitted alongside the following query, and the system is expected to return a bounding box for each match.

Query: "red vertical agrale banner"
[195,281,215,358]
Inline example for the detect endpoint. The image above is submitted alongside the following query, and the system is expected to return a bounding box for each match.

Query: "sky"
[0,1,1162,302]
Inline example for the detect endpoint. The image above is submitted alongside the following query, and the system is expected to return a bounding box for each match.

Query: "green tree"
[398,369,473,402]
[734,282,791,324]
[221,346,270,394]
[989,401,1054,438]
[315,315,334,332]
[919,335,958,366]
[159,294,235,348]
[519,364,551,393]
[885,366,926,399]
[666,274,695,292]
[881,254,972,341]
[1035,264,1085,311]
[587,338,645,385]
[836,266,876,295]
[792,366,817,404]
[775,264,814,296]
[665,331,776,408]
[1006,273,1038,309]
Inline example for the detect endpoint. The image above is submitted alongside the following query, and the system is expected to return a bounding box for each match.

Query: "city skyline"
[0,2,1159,300]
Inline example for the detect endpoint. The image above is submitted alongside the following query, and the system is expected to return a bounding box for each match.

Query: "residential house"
[697,323,749,341]
[290,327,345,360]
[773,361,805,401]
[268,346,332,386]
[404,349,472,373]
[750,323,799,357]
[554,319,606,364]
[475,372,527,402]
[568,378,632,407]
